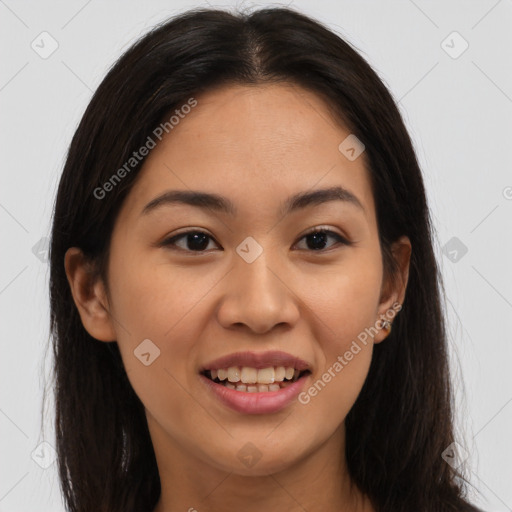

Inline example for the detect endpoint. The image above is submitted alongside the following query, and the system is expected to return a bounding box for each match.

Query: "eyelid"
[299,225,350,242]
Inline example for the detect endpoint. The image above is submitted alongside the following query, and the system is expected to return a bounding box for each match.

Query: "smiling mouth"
[201,366,312,393]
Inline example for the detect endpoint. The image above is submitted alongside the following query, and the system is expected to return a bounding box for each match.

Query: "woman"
[48,6,484,512]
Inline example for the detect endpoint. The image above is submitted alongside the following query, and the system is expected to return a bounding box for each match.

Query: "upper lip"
[200,350,312,372]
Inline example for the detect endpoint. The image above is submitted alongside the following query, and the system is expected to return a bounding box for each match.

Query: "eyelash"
[161,227,352,254]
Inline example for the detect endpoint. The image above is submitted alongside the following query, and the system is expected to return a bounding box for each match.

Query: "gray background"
[1,0,511,510]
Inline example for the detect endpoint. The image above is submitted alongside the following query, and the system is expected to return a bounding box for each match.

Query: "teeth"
[275,366,286,381]
[241,367,258,384]
[215,380,296,392]
[227,367,240,383]
[209,365,301,384]
[257,367,275,384]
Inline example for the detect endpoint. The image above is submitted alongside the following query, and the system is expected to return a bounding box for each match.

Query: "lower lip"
[199,374,310,415]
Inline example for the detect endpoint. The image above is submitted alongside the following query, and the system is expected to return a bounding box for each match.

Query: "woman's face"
[68,83,410,477]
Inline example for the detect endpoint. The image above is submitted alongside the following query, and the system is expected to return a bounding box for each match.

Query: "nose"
[216,249,300,335]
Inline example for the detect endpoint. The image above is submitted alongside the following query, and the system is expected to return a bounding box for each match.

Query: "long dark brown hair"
[47,6,483,512]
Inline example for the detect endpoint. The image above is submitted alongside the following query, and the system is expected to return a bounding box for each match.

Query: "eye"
[294,228,351,252]
[161,230,221,253]
[161,227,351,254]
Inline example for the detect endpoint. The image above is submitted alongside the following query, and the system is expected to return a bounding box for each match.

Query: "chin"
[202,437,312,477]
[229,455,300,477]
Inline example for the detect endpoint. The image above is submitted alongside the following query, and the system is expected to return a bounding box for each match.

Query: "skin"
[65,83,411,512]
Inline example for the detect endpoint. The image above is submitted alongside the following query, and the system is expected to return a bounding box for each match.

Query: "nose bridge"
[237,245,280,295]
[234,236,285,300]
[216,240,299,333]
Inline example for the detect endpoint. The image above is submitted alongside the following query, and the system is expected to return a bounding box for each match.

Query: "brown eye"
[161,227,350,254]
[295,229,350,251]
[162,231,220,252]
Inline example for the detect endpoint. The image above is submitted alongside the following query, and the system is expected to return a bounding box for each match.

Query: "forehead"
[119,83,376,224]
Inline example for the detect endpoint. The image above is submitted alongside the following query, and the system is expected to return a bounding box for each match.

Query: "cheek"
[108,247,219,337]
[297,342,373,440]
[301,251,383,341]
[107,252,225,403]
[107,261,205,429]
[295,252,381,415]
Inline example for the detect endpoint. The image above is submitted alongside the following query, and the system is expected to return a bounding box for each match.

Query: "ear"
[374,235,411,344]
[64,247,117,342]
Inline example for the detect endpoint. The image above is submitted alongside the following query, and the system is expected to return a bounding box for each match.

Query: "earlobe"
[64,247,117,342]
[374,235,411,344]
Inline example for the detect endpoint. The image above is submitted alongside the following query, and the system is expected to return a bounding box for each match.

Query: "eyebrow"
[141,185,365,217]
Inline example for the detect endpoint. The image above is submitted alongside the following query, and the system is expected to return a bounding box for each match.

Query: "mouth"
[198,350,313,414]
[200,366,312,393]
